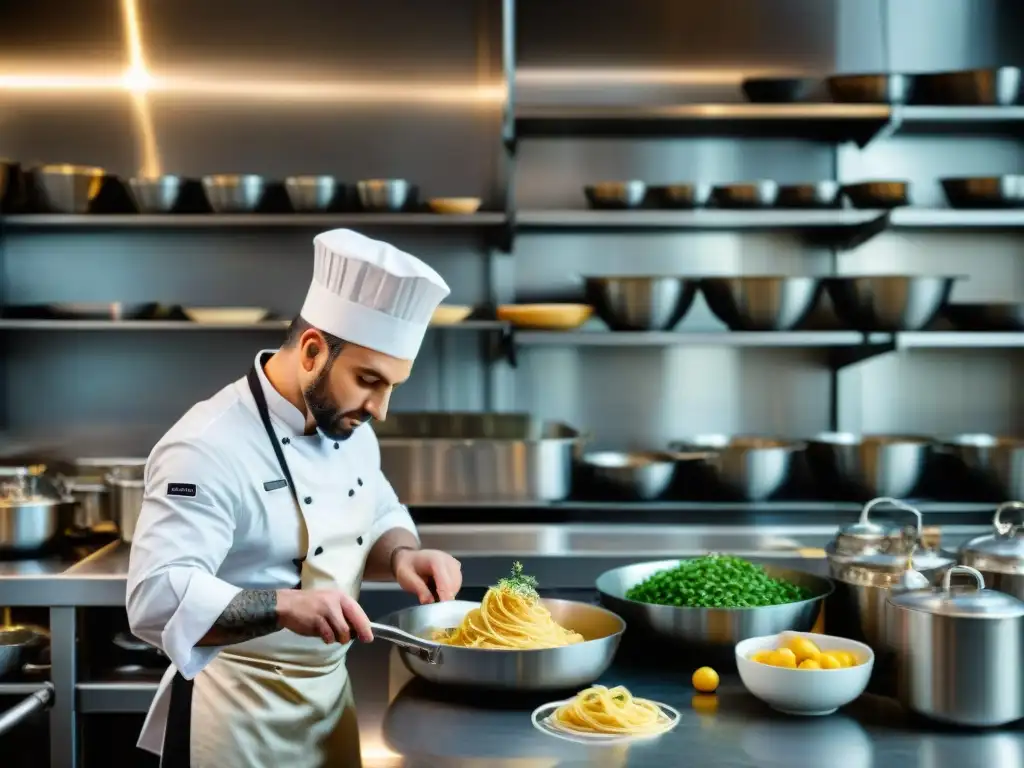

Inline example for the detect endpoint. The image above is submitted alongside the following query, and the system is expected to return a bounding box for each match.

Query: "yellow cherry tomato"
[817,652,842,670]
[798,658,821,670]
[783,636,821,664]
[771,649,797,668]
[750,649,775,665]
[692,666,720,693]
[831,650,856,668]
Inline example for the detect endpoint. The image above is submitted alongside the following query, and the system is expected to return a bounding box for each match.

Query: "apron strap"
[246,362,301,508]
[159,671,194,767]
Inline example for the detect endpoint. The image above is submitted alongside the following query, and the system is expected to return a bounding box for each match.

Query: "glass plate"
[530,698,681,746]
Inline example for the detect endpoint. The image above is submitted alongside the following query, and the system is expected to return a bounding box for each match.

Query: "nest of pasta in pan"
[375,562,626,691]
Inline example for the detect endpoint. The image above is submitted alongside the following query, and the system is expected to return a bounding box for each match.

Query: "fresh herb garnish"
[497,561,539,599]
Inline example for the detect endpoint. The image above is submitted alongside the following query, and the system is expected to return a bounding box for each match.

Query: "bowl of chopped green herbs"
[595,555,833,647]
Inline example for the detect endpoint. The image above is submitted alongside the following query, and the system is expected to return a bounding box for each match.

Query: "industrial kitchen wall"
[0,0,1022,456]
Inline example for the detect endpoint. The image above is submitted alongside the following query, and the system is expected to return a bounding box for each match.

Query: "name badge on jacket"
[166,483,197,498]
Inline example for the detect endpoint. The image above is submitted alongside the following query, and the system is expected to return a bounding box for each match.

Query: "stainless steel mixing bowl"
[128,175,184,213]
[377,599,624,691]
[701,277,824,331]
[934,434,1024,499]
[596,559,832,647]
[34,164,106,214]
[805,433,933,499]
[585,276,699,331]
[825,275,961,332]
[201,174,266,213]
[285,175,340,212]
[577,451,677,500]
[670,435,804,501]
[357,179,417,212]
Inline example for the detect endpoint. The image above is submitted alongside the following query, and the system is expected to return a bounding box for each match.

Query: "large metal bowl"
[934,434,1024,499]
[596,560,832,648]
[357,179,417,212]
[34,164,106,213]
[377,599,625,691]
[670,435,804,501]
[585,276,699,331]
[577,451,677,500]
[128,175,184,213]
[701,277,824,331]
[805,433,932,500]
[285,175,340,212]
[201,174,265,213]
[824,276,961,332]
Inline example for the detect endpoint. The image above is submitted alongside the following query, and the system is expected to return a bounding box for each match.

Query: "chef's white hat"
[299,229,451,360]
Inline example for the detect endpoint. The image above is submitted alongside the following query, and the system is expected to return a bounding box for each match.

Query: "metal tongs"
[369,622,444,665]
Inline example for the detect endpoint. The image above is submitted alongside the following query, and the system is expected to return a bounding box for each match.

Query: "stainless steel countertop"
[0,523,989,606]
[347,638,1024,768]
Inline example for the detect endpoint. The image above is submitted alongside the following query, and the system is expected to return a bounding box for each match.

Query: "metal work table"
[0,522,994,767]
[349,638,1024,768]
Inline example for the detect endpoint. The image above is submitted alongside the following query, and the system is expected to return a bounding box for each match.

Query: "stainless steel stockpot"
[959,501,1024,601]
[886,565,1024,727]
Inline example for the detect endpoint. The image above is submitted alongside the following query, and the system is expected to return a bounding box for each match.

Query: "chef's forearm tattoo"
[197,589,280,646]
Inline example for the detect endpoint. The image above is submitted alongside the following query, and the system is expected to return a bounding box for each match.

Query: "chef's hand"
[393,549,462,604]
[276,589,374,645]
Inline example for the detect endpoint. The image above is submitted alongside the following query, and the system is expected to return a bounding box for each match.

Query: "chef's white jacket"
[126,349,418,750]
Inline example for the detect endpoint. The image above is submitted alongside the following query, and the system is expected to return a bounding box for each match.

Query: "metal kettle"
[823,497,955,650]
[958,500,1024,601]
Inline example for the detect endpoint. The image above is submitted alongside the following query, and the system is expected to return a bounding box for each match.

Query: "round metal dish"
[596,559,832,647]
[825,275,960,332]
[805,433,933,499]
[577,451,677,500]
[585,276,699,331]
[376,599,625,691]
[128,175,185,213]
[701,277,823,331]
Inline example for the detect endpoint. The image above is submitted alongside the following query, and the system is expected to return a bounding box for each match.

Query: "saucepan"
[373,599,625,691]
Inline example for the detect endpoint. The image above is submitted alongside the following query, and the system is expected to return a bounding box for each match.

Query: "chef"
[126,228,463,767]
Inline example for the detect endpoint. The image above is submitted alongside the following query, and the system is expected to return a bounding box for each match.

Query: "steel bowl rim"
[129,174,184,184]
[807,432,934,446]
[596,559,835,612]
[357,178,411,187]
[582,275,699,282]
[670,436,807,452]
[36,164,106,177]
[382,598,626,656]
[699,275,823,283]
[936,433,1024,448]
[823,274,968,282]
[285,175,339,185]
[202,174,265,185]
[580,450,679,469]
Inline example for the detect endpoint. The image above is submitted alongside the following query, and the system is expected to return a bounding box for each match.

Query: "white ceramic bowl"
[735,631,874,716]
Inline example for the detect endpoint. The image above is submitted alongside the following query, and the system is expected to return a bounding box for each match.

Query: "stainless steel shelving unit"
[0,213,508,229]
[0,319,506,332]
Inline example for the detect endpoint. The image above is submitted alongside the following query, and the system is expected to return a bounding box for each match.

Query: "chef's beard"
[303,365,371,441]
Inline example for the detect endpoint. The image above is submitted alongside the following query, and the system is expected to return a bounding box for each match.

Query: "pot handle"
[942,565,985,593]
[993,501,1024,537]
[369,622,443,665]
[0,682,53,737]
[860,497,922,533]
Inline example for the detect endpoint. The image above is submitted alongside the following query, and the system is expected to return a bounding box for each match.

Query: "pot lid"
[958,501,1024,572]
[888,565,1024,618]
[831,497,925,557]
[0,465,64,505]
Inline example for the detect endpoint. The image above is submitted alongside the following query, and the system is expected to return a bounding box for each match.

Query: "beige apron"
[185,543,365,768]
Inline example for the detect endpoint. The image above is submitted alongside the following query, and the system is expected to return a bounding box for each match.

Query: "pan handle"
[0,682,54,737]
[369,623,443,665]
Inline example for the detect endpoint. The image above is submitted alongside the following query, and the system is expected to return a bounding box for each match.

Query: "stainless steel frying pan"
[373,598,625,691]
